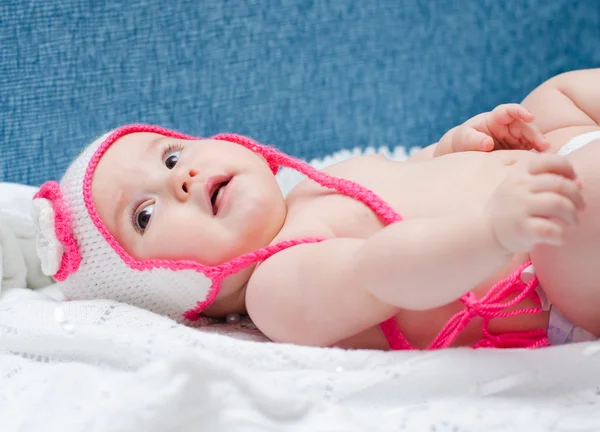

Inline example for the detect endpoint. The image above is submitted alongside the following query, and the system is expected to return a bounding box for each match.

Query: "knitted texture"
[3,286,600,431]
[33,181,81,280]
[380,262,548,350]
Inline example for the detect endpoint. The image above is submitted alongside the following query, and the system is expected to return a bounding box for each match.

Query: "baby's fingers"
[491,104,535,125]
[452,126,494,152]
[511,121,550,151]
[530,174,585,211]
[527,218,565,246]
[531,193,579,226]
[528,155,577,180]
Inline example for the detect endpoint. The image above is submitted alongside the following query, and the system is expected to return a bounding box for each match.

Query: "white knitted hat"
[31,124,293,321]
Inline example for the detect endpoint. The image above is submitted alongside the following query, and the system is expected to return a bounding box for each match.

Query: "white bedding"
[2,146,600,432]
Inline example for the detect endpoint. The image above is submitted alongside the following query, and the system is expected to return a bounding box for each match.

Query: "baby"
[33,69,600,350]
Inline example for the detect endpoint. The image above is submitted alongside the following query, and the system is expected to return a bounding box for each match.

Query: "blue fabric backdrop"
[1,0,599,186]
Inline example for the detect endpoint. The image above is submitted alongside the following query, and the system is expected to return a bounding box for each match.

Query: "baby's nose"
[181,169,198,193]
[174,169,198,201]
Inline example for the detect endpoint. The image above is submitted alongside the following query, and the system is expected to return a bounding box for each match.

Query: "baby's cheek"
[148,225,204,261]
[193,225,240,265]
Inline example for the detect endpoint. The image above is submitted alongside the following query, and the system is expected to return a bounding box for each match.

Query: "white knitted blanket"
[2,146,600,432]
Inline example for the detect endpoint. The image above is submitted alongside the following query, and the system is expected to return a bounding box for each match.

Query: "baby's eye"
[134,203,154,234]
[163,148,181,170]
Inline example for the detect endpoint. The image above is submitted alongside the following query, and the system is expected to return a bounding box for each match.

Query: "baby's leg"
[530,138,600,335]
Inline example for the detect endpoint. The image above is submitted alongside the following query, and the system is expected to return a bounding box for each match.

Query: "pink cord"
[380,261,548,350]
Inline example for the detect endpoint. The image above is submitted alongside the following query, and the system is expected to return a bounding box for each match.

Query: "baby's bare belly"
[286,149,549,349]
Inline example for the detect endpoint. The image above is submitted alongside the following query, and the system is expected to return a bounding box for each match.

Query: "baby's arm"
[410,104,549,161]
[246,214,508,347]
[416,69,600,159]
[521,68,600,150]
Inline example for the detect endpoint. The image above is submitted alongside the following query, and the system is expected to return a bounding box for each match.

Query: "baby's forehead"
[93,133,162,181]
[108,132,167,153]
[97,132,171,168]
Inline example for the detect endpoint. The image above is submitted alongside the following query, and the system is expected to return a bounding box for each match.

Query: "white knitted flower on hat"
[32,181,82,281]
[32,198,64,276]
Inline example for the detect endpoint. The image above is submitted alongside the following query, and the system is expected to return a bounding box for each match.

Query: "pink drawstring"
[380,261,548,350]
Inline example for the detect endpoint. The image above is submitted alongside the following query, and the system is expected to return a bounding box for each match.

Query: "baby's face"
[91,132,286,266]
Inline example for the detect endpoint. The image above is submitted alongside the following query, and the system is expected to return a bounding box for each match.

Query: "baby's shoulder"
[320,153,392,176]
[269,218,335,248]
[286,154,391,198]
[281,154,395,238]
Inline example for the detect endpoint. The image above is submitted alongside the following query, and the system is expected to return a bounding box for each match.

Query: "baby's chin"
[237,221,282,251]
[228,202,286,245]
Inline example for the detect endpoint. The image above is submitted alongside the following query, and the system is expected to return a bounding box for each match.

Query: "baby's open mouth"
[210,180,230,215]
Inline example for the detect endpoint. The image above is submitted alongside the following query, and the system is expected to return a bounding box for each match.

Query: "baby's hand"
[434,104,551,157]
[486,154,585,252]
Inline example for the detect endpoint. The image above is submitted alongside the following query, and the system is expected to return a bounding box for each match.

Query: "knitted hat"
[32,124,399,321]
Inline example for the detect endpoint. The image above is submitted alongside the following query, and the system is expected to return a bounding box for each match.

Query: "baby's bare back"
[277,149,547,349]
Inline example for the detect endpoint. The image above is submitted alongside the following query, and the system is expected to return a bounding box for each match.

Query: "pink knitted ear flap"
[33,181,82,280]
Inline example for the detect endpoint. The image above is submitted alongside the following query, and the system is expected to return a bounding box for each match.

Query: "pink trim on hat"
[34,181,82,281]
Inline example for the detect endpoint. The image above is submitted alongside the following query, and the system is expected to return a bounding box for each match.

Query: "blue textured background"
[1,0,599,186]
